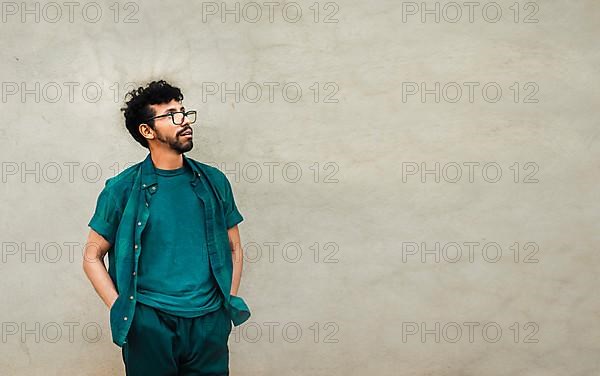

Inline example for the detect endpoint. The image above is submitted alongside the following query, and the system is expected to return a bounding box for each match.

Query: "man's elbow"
[83,229,110,271]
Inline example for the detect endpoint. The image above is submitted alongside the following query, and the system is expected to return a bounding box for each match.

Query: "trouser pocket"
[121,303,179,376]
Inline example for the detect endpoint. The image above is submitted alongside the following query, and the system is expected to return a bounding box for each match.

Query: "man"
[83,80,250,375]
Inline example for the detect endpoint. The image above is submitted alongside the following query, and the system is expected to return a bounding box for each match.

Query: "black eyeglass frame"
[145,110,197,125]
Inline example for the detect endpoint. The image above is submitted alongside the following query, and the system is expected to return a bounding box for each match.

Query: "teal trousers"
[121,302,232,375]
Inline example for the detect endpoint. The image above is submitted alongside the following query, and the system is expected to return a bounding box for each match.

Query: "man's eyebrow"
[161,106,185,114]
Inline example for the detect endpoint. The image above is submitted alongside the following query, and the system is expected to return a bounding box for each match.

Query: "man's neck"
[149,148,184,170]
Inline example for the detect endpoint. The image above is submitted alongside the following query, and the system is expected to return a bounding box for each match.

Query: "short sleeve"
[223,176,244,229]
[88,185,122,246]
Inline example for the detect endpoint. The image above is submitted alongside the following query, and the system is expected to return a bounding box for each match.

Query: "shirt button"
[129,296,134,300]
[132,271,136,276]
[142,184,146,188]
[151,187,156,191]
[145,202,149,207]
[134,244,138,249]
[137,221,141,226]
[123,317,128,321]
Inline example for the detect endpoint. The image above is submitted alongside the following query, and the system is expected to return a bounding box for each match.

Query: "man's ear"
[139,123,155,140]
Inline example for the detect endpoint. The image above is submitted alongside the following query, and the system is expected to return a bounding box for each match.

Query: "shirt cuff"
[88,215,116,246]
[226,209,244,229]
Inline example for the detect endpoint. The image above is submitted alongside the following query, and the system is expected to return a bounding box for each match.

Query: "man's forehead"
[151,100,184,111]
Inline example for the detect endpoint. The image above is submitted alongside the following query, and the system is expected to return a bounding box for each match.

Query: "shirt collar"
[140,152,201,190]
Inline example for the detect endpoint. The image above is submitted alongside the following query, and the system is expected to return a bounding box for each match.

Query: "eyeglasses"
[145,110,197,125]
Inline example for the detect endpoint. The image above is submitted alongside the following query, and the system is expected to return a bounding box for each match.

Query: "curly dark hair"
[121,80,184,148]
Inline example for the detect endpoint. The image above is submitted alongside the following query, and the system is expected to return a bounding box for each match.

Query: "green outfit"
[136,164,223,317]
[88,152,251,375]
[122,302,231,375]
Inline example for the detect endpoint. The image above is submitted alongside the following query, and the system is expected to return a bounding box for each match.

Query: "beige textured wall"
[1,0,598,375]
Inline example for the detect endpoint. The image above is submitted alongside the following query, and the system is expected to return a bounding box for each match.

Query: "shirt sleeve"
[88,185,122,246]
[223,176,244,229]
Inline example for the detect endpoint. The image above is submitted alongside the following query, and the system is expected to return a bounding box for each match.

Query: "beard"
[155,130,193,154]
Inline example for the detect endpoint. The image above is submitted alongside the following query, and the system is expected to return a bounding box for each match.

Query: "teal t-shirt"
[136,163,223,317]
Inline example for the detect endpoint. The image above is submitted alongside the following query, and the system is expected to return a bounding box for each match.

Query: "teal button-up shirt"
[88,152,251,347]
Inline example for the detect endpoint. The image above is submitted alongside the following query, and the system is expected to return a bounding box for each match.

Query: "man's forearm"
[83,255,119,309]
[230,240,243,296]
[227,225,244,296]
